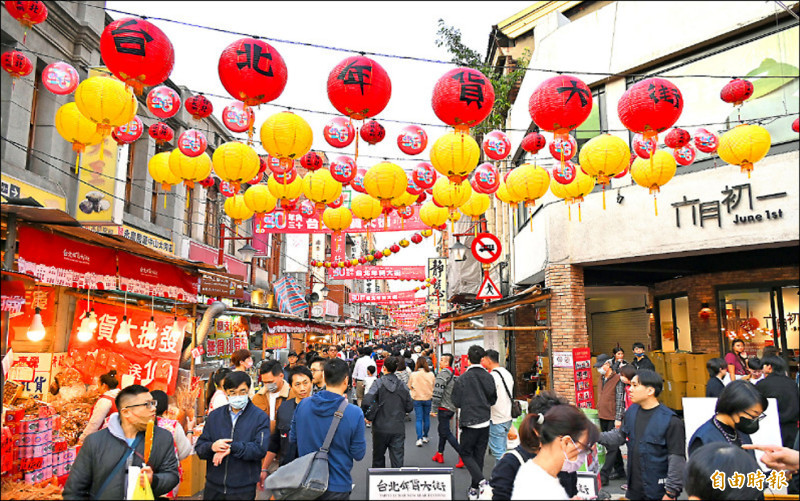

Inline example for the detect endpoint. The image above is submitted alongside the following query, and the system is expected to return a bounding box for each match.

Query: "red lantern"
[390,244,401,253]
[432,67,495,132]
[42,61,79,95]
[529,75,592,139]
[219,181,237,197]
[330,156,357,185]
[412,162,437,189]
[358,257,367,264]
[300,200,316,219]
[146,85,180,119]
[416,191,427,204]
[148,122,174,145]
[406,177,424,196]
[112,116,144,145]
[300,151,323,171]
[360,120,386,145]
[100,17,174,95]
[614,164,630,179]
[218,38,287,106]
[327,195,344,209]
[267,153,293,175]
[199,176,216,189]
[373,251,384,260]
[482,130,511,161]
[310,259,317,267]
[327,56,392,120]
[664,128,691,149]
[632,133,657,159]
[258,157,269,174]
[1,51,32,80]
[323,116,355,148]
[178,129,207,157]
[552,161,578,185]
[549,135,577,161]
[520,132,547,154]
[397,206,414,220]
[184,94,213,120]
[720,78,754,106]
[793,118,799,133]
[397,125,428,155]
[272,169,297,185]
[673,145,696,166]
[247,172,263,185]
[351,169,367,193]
[411,234,423,244]
[618,77,683,139]
[473,163,500,194]
[280,198,298,212]
[5,1,47,43]
[693,128,719,154]
[222,101,255,133]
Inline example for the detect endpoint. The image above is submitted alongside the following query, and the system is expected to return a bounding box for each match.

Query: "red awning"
[117,251,199,302]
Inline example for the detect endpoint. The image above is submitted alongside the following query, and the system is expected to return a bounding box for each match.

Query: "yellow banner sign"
[1,174,66,210]
[88,225,175,254]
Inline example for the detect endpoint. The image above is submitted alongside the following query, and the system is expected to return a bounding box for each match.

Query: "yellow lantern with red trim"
[224,194,254,225]
[364,162,407,209]
[322,206,353,233]
[506,163,550,207]
[631,150,676,215]
[169,149,212,189]
[351,194,382,222]
[717,124,771,178]
[74,76,138,136]
[459,191,490,221]
[302,169,342,211]
[148,151,182,191]
[550,167,596,221]
[578,134,630,209]
[429,131,481,183]
[419,201,449,229]
[213,141,261,194]
[243,184,278,215]
[390,191,418,209]
[260,111,314,170]
[432,177,471,210]
[54,102,104,172]
[494,179,522,209]
[268,173,303,200]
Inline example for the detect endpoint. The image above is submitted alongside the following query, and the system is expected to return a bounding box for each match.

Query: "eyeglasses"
[310,369,323,373]
[125,400,157,410]
[743,411,767,422]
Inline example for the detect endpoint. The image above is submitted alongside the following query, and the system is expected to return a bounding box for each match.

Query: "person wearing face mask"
[252,360,293,436]
[688,380,768,457]
[594,354,627,486]
[195,371,270,500]
[631,342,656,373]
[510,404,600,500]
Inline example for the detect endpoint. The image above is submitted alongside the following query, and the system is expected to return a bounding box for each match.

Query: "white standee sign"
[367,468,453,500]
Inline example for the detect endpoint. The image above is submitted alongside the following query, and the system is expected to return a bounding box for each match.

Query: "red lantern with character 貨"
[432,67,495,133]
[100,17,175,95]
[5,1,47,44]
[185,94,213,120]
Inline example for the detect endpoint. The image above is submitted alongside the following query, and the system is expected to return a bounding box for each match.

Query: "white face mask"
[598,366,607,375]
[562,439,588,473]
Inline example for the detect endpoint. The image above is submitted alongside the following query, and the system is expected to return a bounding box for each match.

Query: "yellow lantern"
[506,163,549,207]
[432,177,472,210]
[351,194,382,222]
[550,168,596,222]
[494,179,522,208]
[578,134,630,209]
[322,206,353,233]
[448,210,461,223]
[268,174,303,200]
[364,162,408,209]
[260,111,313,170]
[390,191,419,209]
[212,142,260,194]
[419,201,449,229]
[631,150,676,215]
[224,194,254,225]
[55,102,104,172]
[148,151,182,191]
[243,184,278,215]
[717,124,771,178]
[429,131,481,183]
[302,169,342,211]
[74,76,138,136]
[169,149,212,189]
[459,191,491,221]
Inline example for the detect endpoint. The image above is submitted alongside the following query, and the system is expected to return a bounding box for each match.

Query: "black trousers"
[318,490,351,500]
[437,409,462,455]
[599,418,625,480]
[203,484,256,500]
[372,430,405,468]
[459,426,490,489]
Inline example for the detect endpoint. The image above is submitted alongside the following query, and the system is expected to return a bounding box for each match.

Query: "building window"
[575,87,606,151]
[184,185,194,237]
[204,185,219,248]
[656,295,692,352]
[25,63,42,171]
[123,144,135,211]
[150,180,159,224]
[718,285,799,356]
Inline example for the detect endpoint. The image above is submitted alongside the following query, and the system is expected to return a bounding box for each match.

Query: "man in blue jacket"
[196,370,270,500]
[290,357,366,500]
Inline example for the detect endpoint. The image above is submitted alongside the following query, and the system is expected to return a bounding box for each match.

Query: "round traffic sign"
[471,233,502,264]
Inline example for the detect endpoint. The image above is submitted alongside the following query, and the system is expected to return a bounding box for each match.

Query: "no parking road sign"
[470,233,502,264]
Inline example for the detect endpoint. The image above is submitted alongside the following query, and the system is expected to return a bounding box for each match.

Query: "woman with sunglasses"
[688,380,768,457]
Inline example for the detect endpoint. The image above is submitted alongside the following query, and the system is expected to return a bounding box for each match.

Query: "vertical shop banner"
[67,300,187,393]
[117,251,200,302]
[427,258,447,317]
[572,347,595,409]
[74,135,120,224]
[8,353,68,400]
[204,315,249,359]
[330,232,346,261]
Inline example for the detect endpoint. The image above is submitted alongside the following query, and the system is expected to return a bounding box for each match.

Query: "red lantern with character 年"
[178,129,208,158]
[360,120,386,145]
[100,17,175,95]
[327,55,392,121]
[149,122,174,145]
[521,131,547,155]
[146,85,181,119]
[184,94,213,120]
[222,101,255,133]
[720,78,754,107]
[397,125,428,155]
[432,67,495,132]
[5,1,48,44]
[301,151,324,171]
[529,75,593,140]
[1,50,32,84]
[482,130,511,161]
[218,38,287,107]
[112,116,144,145]
[330,155,357,185]
[42,61,79,95]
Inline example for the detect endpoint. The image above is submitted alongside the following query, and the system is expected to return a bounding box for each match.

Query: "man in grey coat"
[430,352,462,465]
[63,384,180,500]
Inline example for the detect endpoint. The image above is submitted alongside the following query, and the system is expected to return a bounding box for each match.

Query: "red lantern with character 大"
[529,75,593,138]
[184,94,213,120]
[100,17,175,95]
[146,85,181,119]
[42,61,79,95]
[482,130,511,161]
[432,67,495,132]
[397,125,428,155]
[360,120,386,145]
[149,122,173,145]
[112,116,144,145]
[5,1,47,44]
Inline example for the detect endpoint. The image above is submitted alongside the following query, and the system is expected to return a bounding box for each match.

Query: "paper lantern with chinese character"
[419,201,449,229]
[432,177,472,210]
[42,61,79,95]
[268,173,303,200]
[1,50,32,83]
[521,132,547,154]
[323,116,355,148]
[212,141,261,193]
[364,162,408,210]
[412,162,437,189]
[693,128,719,154]
[224,194,254,225]
[327,55,392,120]
[55,102,103,167]
[720,78,754,107]
[169,149,211,189]
[148,151,181,191]
[322,207,352,236]
[550,167,596,222]
[100,17,175,95]
[260,111,313,172]
[673,145,696,166]
[149,122,173,145]
[549,135,578,162]
[717,124,771,178]
[630,150,676,215]
[243,184,277,215]
[199,176,215,189]
[432,67,495,132]
[351,168,367,194]
[506,164,550,208]
[177,129,207,158]
[632,133,656,159]
[301,151,323,171]
[146,85,181,119]
[529,75,592,140]
[430,131,480,183]
[397,125,428,155]
[664,128,691,149]
[482,130,511,161]
[303,169,342,211]
[218,38,287,106]
[75,76,138,136]
[112,116,143,145]
[184,94,213,120]
[360,120,386,145]
[552,161,578,185]
[618,77,683,140]
[472,163,500,194]
[330,155,357,185]
[5,1,47,43]
[459,191,490,221]
[222,101,255,133]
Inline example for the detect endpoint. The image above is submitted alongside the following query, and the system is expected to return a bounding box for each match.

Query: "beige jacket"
[252,381,294,433]
[408,370,435,401]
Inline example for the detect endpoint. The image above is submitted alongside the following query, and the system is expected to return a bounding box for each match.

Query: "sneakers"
[365,422,371,428]
[422,436,429,443]
[431,452,444,463]
[478,479,492,499]
[455,457,465,468]
[416,439,423,447]
[467,487,479,500]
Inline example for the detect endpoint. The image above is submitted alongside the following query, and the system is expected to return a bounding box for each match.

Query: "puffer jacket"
[361,373,413,433]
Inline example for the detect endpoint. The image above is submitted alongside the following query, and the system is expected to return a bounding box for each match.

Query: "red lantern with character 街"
[5,1,48,44]
[1,50,33,84]
[149,122,174,145]
[432,67,495,132]
[100,17,175,95]
[218,38,287,107]
[618,77,683,143]
[397,125,428,155]
[112,116,144,145]
[42,61,79,95]
[146,85,181,119]
[184,94,213,120]
[360,120,386,145]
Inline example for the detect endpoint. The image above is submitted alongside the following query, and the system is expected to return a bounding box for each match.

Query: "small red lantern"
[100,17,175,95]
[529,75,592,139]
[272,169,297,185]
[411,234,423,244]
[324,116,355,148]
[148,122,174,145]
[310,259,317,267]
[300,151,323,171]
[327,195,344,209]
[720,79,754,107]
[199,176,216,189]
[280,198,298,212]
[5,1,47,44]
[412,162,437,190]
[397,125,428,155]
[520,132,547,154]
[664,128,691,149]
[416,191,427,204]
[300,200,316,219]
[549,135,577,161]
[351,169,367,194]
[247,172,263,185]
[219,180,237,197]
[218,38,287,106]
[327,56,392,120]
[390,244,401,253]
[373,251,384,260]
[552,161,578,185]
[633,133,657,159]
[267,153,293,175]
[615,158,633,179]
[693,128,719,154]
[146,85,181,119]
[330,155,357,185]
[472,163,500,194]
[482,130,511,161]
[222,101,255,134]
[177,129,207,157]
[358,257,367,264]
[793,118,799,133]
[397,206,414,220]
[258,157,269,174]
[360,120,386,145]
[406,178,424,196]
[184,94,213,120]
[432,67,495,132]
[112,116,144,145]
[618,77,683,139]
[1,50,32,81]
[42,61,79,95]
[673,145,696,166]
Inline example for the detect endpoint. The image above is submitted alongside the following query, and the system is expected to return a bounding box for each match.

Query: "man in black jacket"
[631,342,656,372]
[63,384,180,500]
[451,345,497,500]
[757,355,799,448]
[362,356,414,468]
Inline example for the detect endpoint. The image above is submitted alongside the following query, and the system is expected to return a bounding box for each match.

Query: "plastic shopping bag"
[131,470,155,500]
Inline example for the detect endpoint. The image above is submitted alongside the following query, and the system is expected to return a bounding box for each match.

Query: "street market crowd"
[60,336,799,500]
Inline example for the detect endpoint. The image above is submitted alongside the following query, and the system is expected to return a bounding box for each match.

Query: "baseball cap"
[594,354,612,368]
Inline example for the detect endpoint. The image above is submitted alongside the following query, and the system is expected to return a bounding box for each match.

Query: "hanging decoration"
[673,145,696,166]
[4,1,48,44]
[168,149,212,188]
[397,125,428,155]
[42,61,79,95]
[632,133,657,159]
[177,129,208,157]
[329,155,357,185]
[471,163,500,194]
[1,50,32,85]
[693,128,719,154]
[406,177,424,196]
[412,162,437,190]
[302,169,343,212]
[100,17,175,95]
[482,130,511,161]
[360,120,386,145]
[111,116,144,145]
[199,176,216,189]
[430,131,481,183]
[578,134,630,209]
[260,111,314,172]
[419,201,450,229]
[300,151,324,171]
[506,163,550,210]
[54,102,103,172]
[184,94,213,120]
[247,172,264,186]
[717,124,771,178]
[218,37,288,106]
[549,134,578,161]
[351,168,368,193]
[552,160,578,185]
[322,207,353,249]
[432,67,495,132]
[224,194,254,225]
[146,85,181,119]
[664,128,691,149]
[364,162,408,212]
[299,200,316,219]
[148,151,182,191]
[212,141,261,193]
[267,173,303,201]
[149,122,174,145]
[549,166,596,222]
[243,184,278,215]
[323,116,356,148]
[219,180,238,197]
[521,132,547,155]
[793,118,799,133]
[327,195,345,209]
[630,150,677,215]
[222,101,255,134]
[720,78,754,107]
[459,191,491,223]
[327,55,392,120]
[74,76,138,138]
[529,74,593,141]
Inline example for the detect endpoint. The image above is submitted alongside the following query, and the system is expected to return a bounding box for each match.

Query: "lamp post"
[448,217,488,261]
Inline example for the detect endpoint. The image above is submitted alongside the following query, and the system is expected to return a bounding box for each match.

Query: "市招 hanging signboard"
[199,271,245,299]
[117,251,200,302]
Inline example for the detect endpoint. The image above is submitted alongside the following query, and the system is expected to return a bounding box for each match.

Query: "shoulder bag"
[498,370,522,419]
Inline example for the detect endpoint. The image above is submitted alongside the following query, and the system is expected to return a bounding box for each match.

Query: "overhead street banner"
[349,291,418,304]
[329,266,426,280]
[254,206,428,234]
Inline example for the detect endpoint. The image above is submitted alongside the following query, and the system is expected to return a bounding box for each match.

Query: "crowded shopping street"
[1,1,799,500]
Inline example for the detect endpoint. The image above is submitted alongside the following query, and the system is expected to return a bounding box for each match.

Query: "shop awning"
[438,285,551,325]
[117,250,200,302]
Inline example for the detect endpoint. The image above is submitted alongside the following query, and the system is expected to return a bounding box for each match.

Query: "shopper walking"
[452,345,497,500]
[630,342,656,372]
[206,367,231,415]
[310,356,327,395]
[594,354,626,486]
[352,347,376,406]
[362,356,414,468]
[757,355,799,447]
[252,360,292,435]
[151,389,195,499]
[79,369,120,442]
[431,353,463,466]
[481,349,515,462]
[409,357,436,446]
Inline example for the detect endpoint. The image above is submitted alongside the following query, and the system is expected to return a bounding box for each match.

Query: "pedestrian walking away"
[408,357,436,446]
[362,356,414,468]
[593,353,626,485]
[352,347,377,406]
[481,349,515,462]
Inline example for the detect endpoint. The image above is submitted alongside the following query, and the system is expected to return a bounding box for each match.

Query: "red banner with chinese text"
[572,347,595,409]
[7,285,56,345]
[328,266,426,280]
[349,291,418,304]
[254,205,428,234]
[117,251,199,302]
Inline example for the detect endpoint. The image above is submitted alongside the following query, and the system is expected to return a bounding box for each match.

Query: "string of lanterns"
[309,230,433,269]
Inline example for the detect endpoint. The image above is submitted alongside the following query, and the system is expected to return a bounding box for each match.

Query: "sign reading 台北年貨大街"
[367,468,453,500]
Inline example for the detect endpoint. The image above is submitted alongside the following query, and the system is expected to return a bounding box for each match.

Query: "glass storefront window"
[781,286,799,350]
[717,286,798,357]
[657,295,692,352]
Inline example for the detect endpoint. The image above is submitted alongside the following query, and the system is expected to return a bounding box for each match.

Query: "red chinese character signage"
[254,205,428,234]
[328,266,426,280]
[349,291,417,304]
[572,347,595,409]
[117,251,199,302]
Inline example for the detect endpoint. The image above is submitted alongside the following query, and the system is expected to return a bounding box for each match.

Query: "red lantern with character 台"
[178,129,207,158]
[360,120,386,145]
[432,67,495,132]
[482,130,511,161]
[185,94,213,120]
[222,101,255,134]
[100,17,175,95]
[720,78,754,107]
[618,77,683,142]
[397,125,428,155]
[218,38,287,107]
[5,1,47,44]
[327,55,392,120]
[521,132,547,155]
[301,151,324,171]
[146,85,181,119]
[149,122,173,145]
[42,61,79,95]
[664,128,691,149]
[1,50,32,83]
[112,116,144,145]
